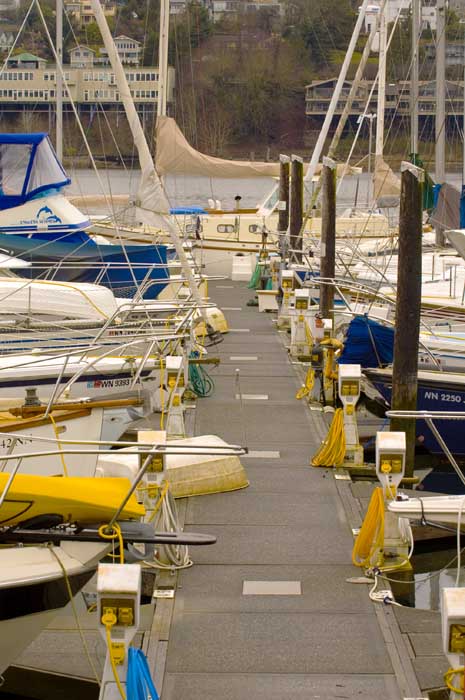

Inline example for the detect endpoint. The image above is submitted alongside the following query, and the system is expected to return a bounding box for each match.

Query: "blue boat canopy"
[0,132,71,211]
[170,206,206,215]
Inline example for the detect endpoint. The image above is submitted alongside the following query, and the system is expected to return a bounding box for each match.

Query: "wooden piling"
[390,162,423,478]
[320,156,336,320]
[278,155,290,234]
[290,155,304,264]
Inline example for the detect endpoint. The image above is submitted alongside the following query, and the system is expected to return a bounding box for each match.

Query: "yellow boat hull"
[0,474,145,526]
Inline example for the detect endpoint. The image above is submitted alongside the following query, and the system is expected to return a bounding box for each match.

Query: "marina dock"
[4,280,452,700]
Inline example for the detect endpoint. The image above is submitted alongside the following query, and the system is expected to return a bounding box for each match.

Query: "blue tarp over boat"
[338,316,394,367]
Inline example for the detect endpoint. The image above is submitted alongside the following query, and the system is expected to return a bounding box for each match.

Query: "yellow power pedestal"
[290,289,314,360]
[98,563,141,700]
[442,588,465,700]
[338,364,364,466]
[277,269,296,329]
[165,355,186,439]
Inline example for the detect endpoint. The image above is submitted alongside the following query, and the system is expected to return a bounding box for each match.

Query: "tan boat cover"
[155,116,281,177]
[156,117,362,181]
[373,155,401,204]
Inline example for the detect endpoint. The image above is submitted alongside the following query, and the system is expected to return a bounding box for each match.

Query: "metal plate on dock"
[246,450,280,459]
[242,581,302,596]
[153,587,175,599]
[334,472,351,481]
[235,394,269,400]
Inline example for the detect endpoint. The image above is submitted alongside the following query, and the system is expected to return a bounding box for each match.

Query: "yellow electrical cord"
[147,481,170,523]
[304,321,314,348]
[49,414,69,477]
[102,609,126,700]
[311,408,346,467]
[98,523,125,564]
[352,487,385,568]
[444,666,464,694]
[296,368,315,400]
[48,545,101,685]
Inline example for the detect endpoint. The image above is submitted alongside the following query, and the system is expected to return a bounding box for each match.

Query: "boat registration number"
[424,390,463,403]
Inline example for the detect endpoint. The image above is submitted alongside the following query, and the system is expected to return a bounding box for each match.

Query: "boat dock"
[5,280,452,699]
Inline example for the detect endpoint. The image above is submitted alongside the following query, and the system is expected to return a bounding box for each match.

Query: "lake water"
[67,168,465,213]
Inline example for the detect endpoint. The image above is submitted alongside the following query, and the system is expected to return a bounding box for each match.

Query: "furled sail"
[155,116,281,178]
[373,155,401,207]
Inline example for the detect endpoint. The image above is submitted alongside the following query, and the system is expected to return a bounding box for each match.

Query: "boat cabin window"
[249,224,260,233]
[185,223,203,234]
[217,224,235,233]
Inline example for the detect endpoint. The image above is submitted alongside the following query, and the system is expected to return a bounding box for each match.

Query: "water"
[66,169,378,212]
[67,168,465,212]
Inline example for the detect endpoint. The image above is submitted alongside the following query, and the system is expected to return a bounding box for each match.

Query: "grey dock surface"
[8,280,448,699]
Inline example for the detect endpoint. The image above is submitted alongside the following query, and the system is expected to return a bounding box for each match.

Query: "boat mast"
[411,0,420,156]
[89,0,209,321]
[435,0,446,244]
[302,0,370,191]
[56,0,63,162]
[375,6,387,158]
[157,0,169,118]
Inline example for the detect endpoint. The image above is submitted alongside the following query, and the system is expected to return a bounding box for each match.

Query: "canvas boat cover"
[0,133,70,211]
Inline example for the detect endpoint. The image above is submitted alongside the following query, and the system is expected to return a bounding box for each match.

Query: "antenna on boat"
[157,0,169,119]
[55,0,63,162]
[435,0,447,246]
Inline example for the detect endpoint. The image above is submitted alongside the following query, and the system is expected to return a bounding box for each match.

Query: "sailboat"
[0,132,171,299]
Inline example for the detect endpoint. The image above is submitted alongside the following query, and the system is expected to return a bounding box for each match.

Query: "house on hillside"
[98,36,141,65]
[69,45,95,67]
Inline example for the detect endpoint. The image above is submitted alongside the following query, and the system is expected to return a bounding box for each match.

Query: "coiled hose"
[188,351,214,397]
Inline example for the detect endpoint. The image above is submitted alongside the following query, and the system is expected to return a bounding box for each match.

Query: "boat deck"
[7,280,449,699]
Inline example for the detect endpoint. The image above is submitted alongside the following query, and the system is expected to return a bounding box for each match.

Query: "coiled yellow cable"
[98,523,125,564]
[352,487,385,568]
[444,666,464,694]
[296,368,315,400]
[311,408,346,467]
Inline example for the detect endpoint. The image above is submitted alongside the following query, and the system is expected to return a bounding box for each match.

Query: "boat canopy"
[0,132,70,211]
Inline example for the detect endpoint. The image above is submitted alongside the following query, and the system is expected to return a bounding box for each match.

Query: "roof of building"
[11,52,44,61]
[114,34,141,44]
[70,44,96,53]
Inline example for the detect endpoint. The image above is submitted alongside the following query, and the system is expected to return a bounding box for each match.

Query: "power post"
[278,155,290,235]
[390,162,423,479]
[290,155,303,264]
[320,156,336,321]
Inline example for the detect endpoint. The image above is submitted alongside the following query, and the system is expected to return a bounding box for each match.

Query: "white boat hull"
[0,541,108,675]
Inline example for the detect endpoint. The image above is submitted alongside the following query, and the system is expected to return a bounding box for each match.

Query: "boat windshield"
[0,133,71,211]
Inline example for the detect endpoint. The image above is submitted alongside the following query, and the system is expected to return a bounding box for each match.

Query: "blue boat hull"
[366,371,465,456]
[0,232,170,299]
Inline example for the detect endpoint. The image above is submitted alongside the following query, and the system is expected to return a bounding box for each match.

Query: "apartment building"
[0,52,175,113]
[305,78,462,119]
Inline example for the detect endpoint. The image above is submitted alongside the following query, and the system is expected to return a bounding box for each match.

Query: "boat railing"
[386,409,465,488]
